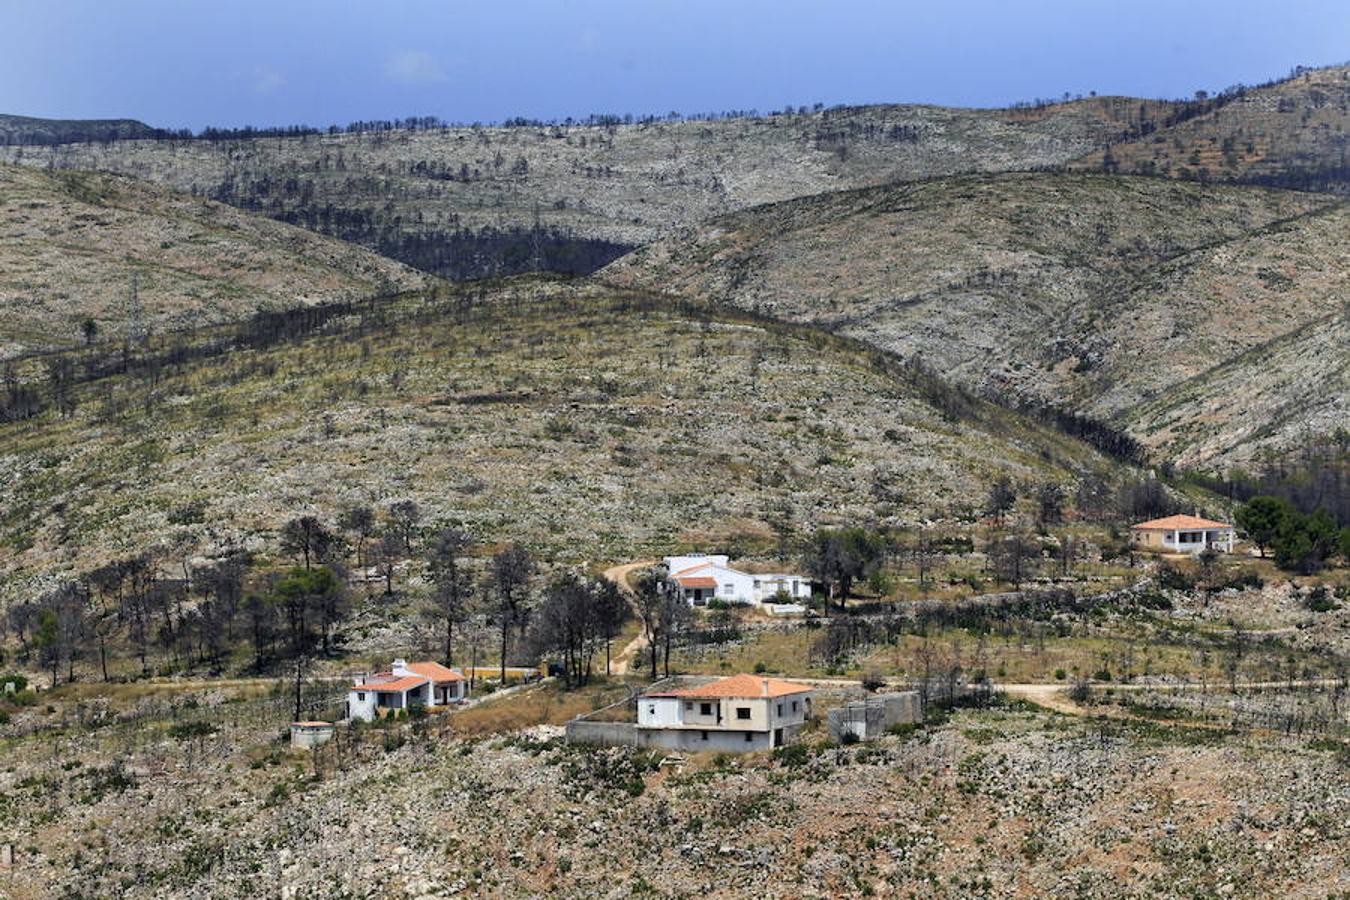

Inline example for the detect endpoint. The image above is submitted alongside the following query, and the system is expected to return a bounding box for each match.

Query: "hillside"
[0,112,159,146]
[5,686,1347,899]
[0,97,1181,280]
[0,281,1130,604]
[598,172,1347,469]
[1071,64,1350,193]
[0,164,431,358]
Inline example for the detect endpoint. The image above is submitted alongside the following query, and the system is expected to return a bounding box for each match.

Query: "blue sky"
[1,1,1346,130]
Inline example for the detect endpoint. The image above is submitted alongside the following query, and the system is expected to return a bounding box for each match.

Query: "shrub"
[79,764,136,804]
[772,743,811,767]
[860,668,887,692]
[1,674,29,693]
[168,721,217,741]
[1054,669,1067,681]
[0,709,9,726]
[840,731,861,745]
[1093,669,1112,682]
[1304,586,1340,613]
[1157,562,1194,591]
[1223,571,1264,591]
[753,661,768,674]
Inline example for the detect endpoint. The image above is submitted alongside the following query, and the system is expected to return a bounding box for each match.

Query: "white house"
[346,659,467,722]
[664,554,811,607]
[1130,515,1236,554]
[637,673,814,751]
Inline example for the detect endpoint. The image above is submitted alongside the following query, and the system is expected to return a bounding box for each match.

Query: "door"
[774,728,783,747]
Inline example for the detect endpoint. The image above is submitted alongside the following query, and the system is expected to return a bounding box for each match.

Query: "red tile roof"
[405,661,465,682]
[355,675,428,693]
[1132,514,1232,531]
[653,674,813,700]
[675,575,718,588]
[672,562,714,576]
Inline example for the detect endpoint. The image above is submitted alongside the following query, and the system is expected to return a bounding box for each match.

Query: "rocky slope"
[0,164,431,358]
[0,281,1128,604]
[1071,63,1350,193]
[599,172,1347,468]
[3,691,1346,899]
[0,97,1180,280]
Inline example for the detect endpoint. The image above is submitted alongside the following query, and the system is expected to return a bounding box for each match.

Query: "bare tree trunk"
[292,657,306,722]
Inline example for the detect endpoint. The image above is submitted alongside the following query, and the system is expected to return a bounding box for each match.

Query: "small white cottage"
[346,659,467,722]
[664,554,811,607]
[1130,515,1236,554]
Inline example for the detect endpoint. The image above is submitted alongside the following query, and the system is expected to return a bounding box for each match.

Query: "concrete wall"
[638,696,683,727]
[566,720,804,753]
[290,724,335,749]
[827,692,923,742]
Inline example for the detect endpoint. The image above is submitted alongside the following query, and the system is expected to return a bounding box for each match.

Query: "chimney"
[392,658,408,675]
[762,678,769,696]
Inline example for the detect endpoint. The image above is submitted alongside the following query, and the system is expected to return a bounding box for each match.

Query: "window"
[745,732,754,742]
[753,579,761,589]
[700,731,709,741]
[357,692,366,702]
[792,701,799,712]
[684,702,693,711]
[722,583,734,595]
[777,703,783,716]
[647,705,655,716]
[736,707,751,720]
[700,702,713,716]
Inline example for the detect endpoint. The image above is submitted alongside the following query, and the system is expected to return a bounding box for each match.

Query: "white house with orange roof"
[1130,514,1236,554]
[664,554,811,607]
[346,658,467,722]
[637,673,814,750]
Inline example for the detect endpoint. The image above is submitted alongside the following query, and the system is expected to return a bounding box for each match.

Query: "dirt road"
[600,559,655,676]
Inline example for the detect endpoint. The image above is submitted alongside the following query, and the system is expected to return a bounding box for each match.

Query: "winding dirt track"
[600,559,655,676]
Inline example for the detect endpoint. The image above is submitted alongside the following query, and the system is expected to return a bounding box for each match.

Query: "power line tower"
[126,272,146,348]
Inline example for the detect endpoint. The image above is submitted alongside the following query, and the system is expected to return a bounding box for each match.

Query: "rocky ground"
[1,684,1346,899]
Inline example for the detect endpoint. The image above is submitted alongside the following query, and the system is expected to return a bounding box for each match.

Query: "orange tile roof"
[1132,514,1232,531]
[355,675,427,693]
[675,575,718,588]
[656,674,813,700]
[672,562,715,576]
[405,661,465,682]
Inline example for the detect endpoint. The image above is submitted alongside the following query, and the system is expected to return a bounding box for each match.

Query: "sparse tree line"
[0,498,639,691]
